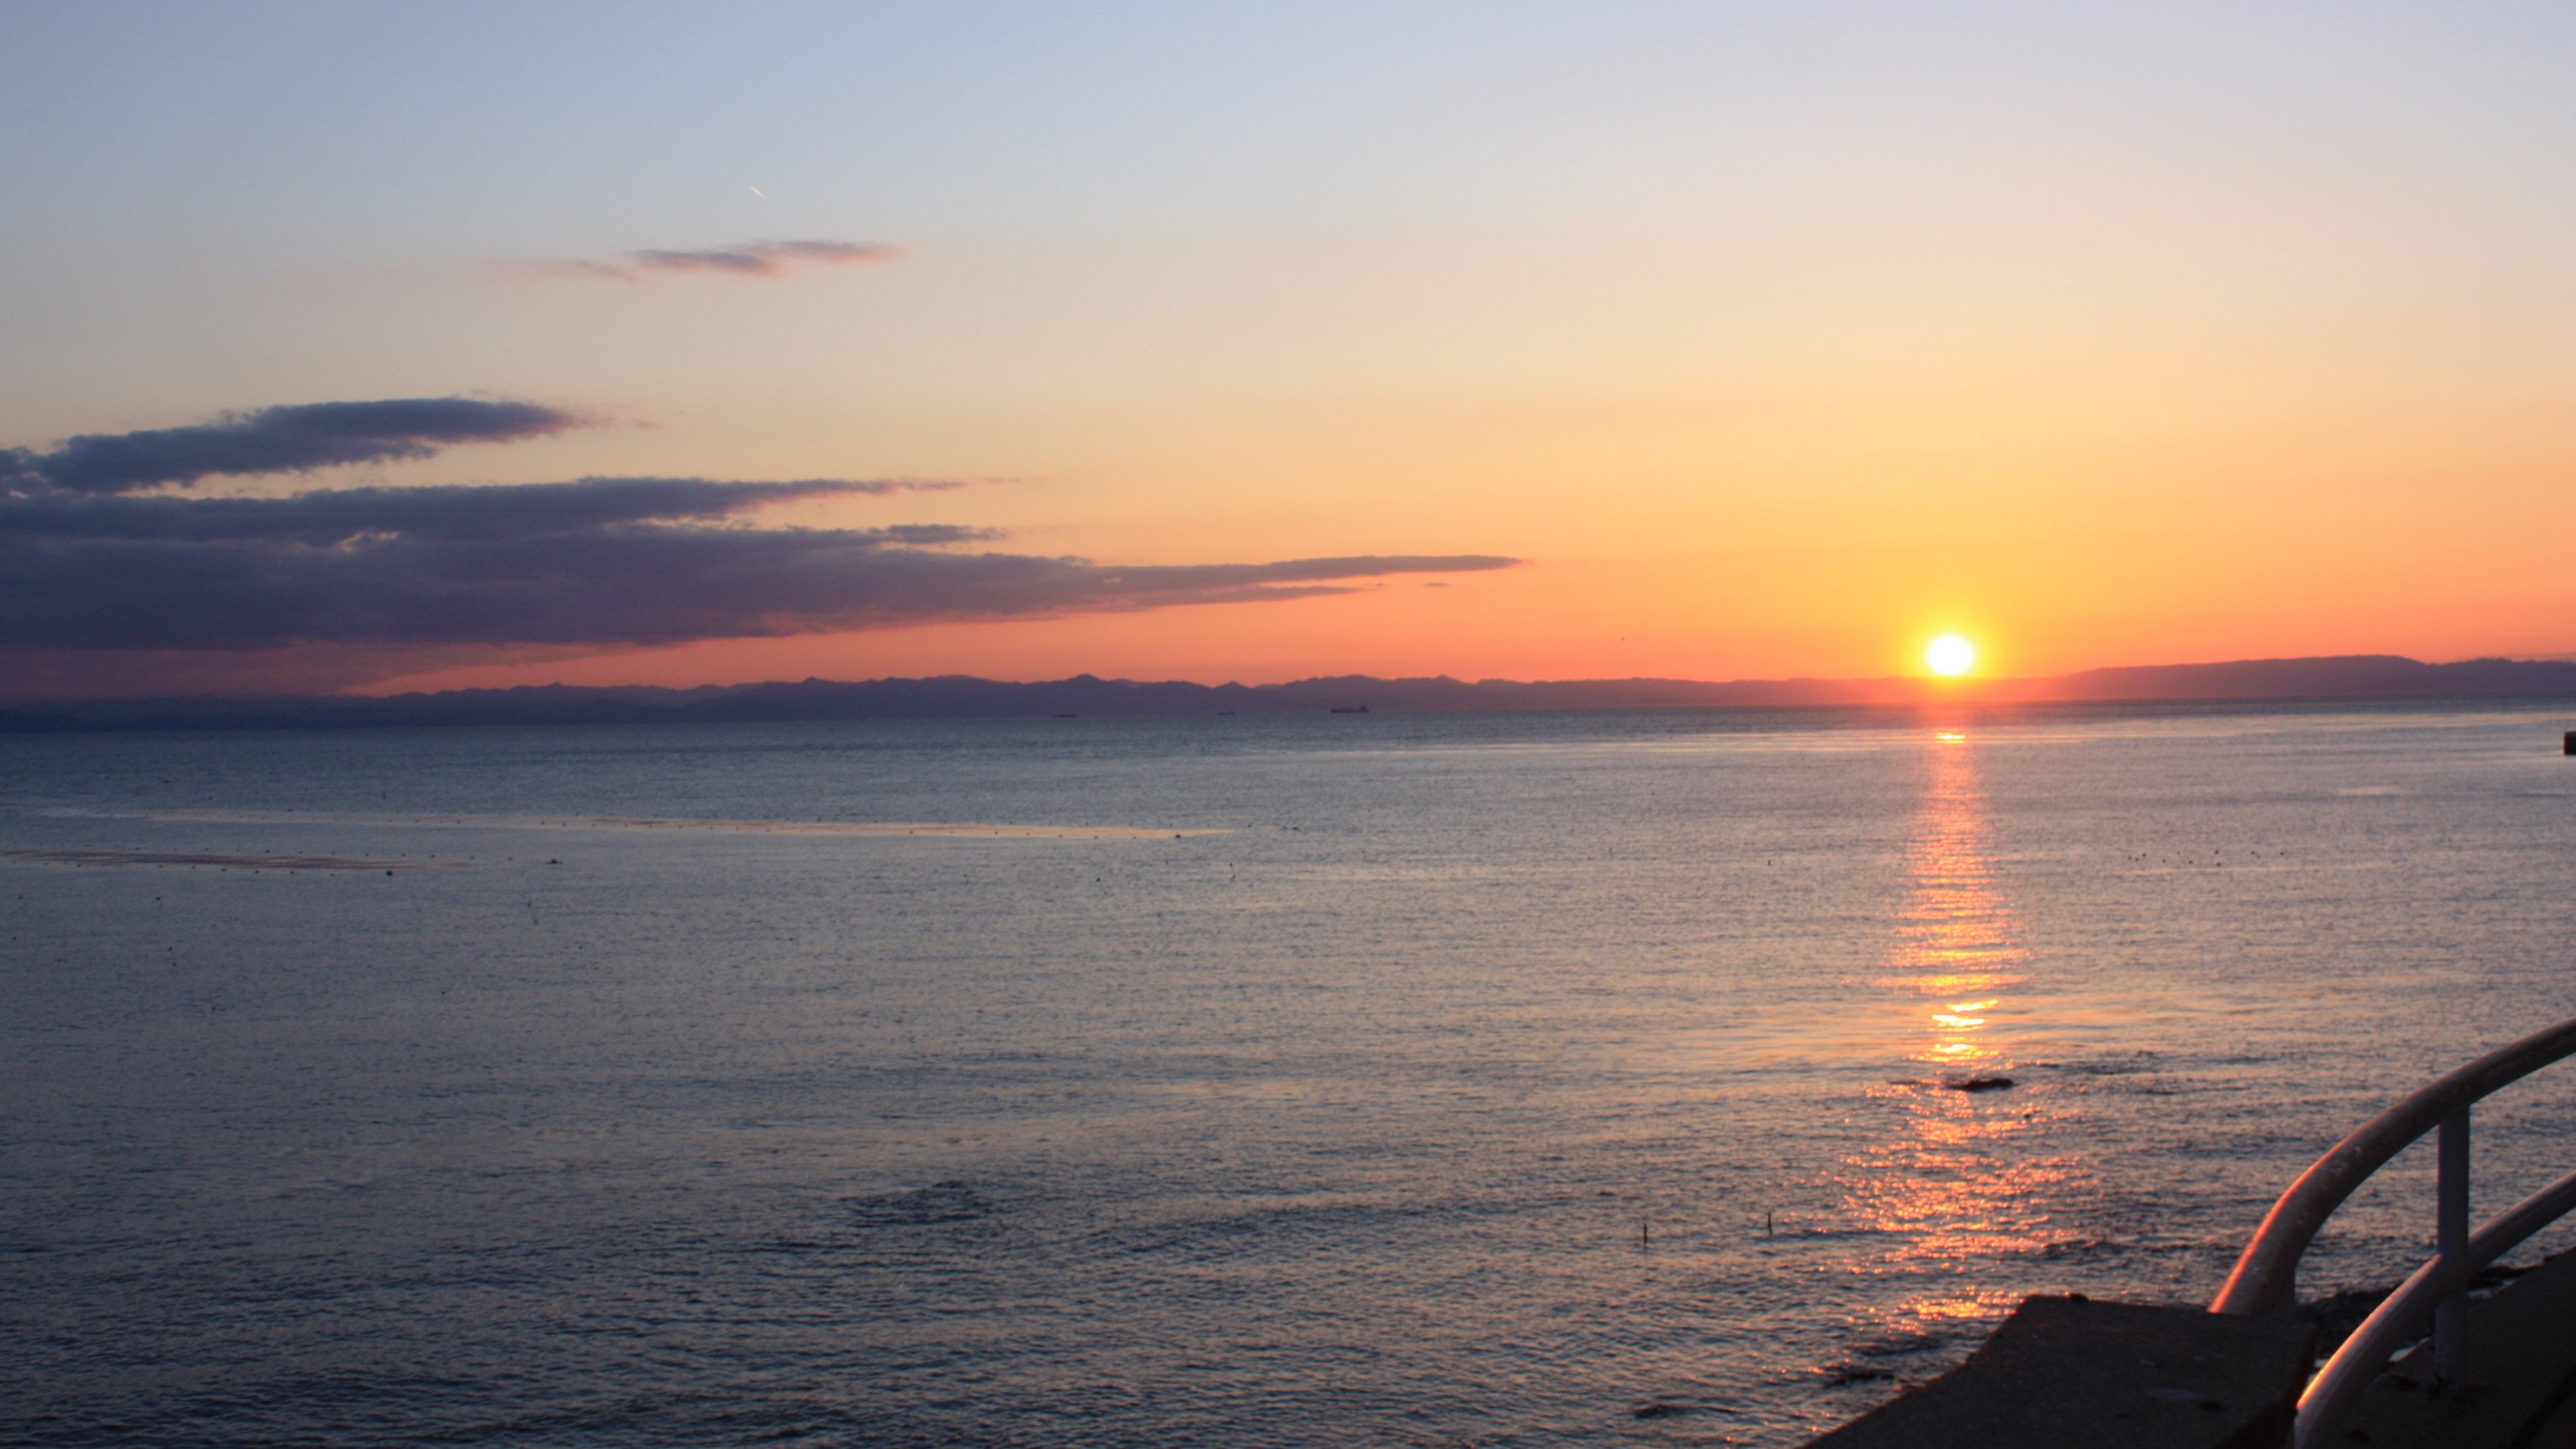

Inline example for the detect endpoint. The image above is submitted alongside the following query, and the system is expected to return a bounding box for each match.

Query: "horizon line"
[8,653,2576,730]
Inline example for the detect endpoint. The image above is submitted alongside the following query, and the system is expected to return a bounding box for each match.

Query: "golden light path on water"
[1843,728,2082,1326]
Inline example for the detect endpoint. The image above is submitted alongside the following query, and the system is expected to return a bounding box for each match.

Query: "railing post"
[2435,1107,2470,1385]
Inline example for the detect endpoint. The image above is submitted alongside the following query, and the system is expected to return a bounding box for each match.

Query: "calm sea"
[5,701,2574,1447]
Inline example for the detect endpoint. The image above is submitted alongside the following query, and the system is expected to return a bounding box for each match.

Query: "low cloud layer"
[0,476,952,545]
[541,239,903,283]
[0,474,1517,654]
[2,398,584,494]
[2,395,1515,697]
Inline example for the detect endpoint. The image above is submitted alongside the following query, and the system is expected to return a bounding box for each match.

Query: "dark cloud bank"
[0,476,1509,652]
[1,397,1518,696]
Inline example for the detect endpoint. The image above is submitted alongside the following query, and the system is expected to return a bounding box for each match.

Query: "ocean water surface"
[5,701,2575,1446]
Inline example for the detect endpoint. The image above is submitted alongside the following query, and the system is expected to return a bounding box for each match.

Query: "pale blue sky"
[14,4,2573,390]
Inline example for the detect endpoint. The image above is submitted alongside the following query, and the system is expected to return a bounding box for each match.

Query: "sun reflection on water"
[1834,728,2085,1338]
[1879,729,2028,1064]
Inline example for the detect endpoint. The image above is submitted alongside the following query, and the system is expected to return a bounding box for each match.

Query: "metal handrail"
[2210,1017,2576,1316]
[2294,1164,2576,1443]
[2207,1015,2576,1447]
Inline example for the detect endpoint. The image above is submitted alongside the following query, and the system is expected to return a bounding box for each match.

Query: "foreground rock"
[1807,1296,2313,1449]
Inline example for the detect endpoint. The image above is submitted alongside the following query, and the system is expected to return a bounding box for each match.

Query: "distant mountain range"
[4,653,2573,733]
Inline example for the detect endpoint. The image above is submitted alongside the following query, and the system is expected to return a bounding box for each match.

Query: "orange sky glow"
[4,8,2573,699]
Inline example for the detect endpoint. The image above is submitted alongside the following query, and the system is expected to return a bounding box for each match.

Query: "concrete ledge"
[2337,1248,2576,1447]
[1808,1297,2315,1449]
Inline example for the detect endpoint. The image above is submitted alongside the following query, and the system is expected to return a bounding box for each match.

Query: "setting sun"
[1927,635,1976,676]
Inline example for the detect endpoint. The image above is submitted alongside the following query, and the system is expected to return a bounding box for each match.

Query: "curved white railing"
[2209,1016,2576,1447]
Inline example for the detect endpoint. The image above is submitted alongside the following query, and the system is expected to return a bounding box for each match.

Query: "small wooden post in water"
[2564,730,2575,756]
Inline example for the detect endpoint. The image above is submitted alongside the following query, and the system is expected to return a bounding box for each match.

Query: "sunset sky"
[5,3,2573,699]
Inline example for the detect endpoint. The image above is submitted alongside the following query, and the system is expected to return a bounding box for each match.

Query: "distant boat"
[1330,704,1369,714]
[1051,712,1077,719]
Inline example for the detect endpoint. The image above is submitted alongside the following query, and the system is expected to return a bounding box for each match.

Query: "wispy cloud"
[1,398,586,495]
[535,239,904,283]
[0,475,1518,654]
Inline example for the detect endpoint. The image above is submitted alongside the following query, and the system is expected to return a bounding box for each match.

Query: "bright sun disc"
[1927,635,1975,676]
